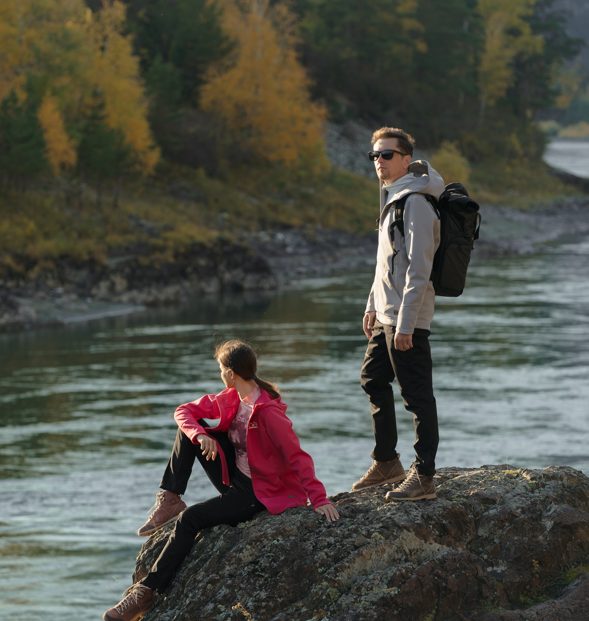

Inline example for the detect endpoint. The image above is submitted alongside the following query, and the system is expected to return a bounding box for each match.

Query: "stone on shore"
[134,465,589,621]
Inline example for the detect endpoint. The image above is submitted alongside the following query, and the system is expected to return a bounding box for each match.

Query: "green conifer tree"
[77,94,134,208]
[0,90,48,191]
[144,56,183,159]
[124,0,229,103]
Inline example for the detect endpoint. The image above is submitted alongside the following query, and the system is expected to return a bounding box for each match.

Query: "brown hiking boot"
[385,465,436,501]
[351,455,406,491]
[103,584,153,621]
[138,490,186,537]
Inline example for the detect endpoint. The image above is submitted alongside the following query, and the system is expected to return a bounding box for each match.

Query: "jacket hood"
[254,389,287,414]
[381,160,445,210]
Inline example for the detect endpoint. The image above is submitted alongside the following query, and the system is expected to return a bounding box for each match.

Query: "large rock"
[134,465,589,621]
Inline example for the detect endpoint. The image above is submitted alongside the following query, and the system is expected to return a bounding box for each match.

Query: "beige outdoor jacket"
[366,160,444,334]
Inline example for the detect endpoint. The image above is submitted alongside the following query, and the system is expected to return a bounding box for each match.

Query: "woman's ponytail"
[253,376,280,400]
[215,340,281,400]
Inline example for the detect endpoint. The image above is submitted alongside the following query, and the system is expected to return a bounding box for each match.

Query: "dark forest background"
[0,0,587,275]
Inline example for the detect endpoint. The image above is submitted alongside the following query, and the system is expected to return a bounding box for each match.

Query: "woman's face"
[219,362,234,387]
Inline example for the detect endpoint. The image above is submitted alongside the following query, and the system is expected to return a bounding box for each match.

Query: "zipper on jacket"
[391,248,399,271]
[388,219,398,275]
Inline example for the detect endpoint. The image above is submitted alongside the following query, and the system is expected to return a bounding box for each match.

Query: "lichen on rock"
[133,465,589,621]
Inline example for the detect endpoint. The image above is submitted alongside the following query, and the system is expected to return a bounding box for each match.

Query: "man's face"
[372,138,412,184]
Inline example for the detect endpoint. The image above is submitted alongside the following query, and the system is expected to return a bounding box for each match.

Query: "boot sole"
[385,493,436,502]
[138,513,182,537]
[350,473,407,492]
[104,611,149,621]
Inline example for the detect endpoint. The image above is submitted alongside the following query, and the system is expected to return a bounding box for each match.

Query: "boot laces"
[365,461,379,475]
[116,584,149,613]
[146,491,166,516]
[395,465,422,493]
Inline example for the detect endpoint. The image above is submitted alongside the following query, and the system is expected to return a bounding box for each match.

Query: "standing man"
[352,127,444,501]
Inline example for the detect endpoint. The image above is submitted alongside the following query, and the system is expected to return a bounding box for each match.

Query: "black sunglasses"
[367,149,406,161]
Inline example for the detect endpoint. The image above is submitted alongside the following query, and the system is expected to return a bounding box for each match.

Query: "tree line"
[0,0,583,201]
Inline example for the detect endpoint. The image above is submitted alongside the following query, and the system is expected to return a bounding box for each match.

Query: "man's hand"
[314,503,340,522]
[363,311,376,338]
[196,434,218,460]
[394,332,413,351]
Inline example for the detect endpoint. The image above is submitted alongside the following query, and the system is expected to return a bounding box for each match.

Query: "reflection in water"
[1,235,589,620]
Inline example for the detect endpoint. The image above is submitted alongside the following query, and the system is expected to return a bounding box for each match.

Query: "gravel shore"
[245,196,589,285]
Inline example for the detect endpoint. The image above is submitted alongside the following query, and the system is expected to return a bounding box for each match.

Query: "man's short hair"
[371,127,415,157]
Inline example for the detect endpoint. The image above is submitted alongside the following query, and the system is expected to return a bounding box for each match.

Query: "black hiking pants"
[360,320,438,477]
[141,423,265,593]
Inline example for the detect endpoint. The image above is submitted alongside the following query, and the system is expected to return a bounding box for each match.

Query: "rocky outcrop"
[87,240,278,305]
[0,239,278,331]
[243,225,377,284]
[133,465,589,621]
[476,197,589,257]
[0,226,380,331]
[323,121,431,178]
[0,285,33,330]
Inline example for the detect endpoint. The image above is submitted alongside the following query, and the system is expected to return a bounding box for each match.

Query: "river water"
[544,138,589,179]
[2,233,589,620]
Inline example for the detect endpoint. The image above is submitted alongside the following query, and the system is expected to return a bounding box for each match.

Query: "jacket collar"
[216,386,287,415]
[252,388,287,414]
[380,159,445,212]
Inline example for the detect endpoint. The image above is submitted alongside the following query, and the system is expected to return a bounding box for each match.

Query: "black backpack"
[389,182,481,297]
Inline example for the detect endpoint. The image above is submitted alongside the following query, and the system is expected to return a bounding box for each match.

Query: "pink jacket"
[174,387,333,515]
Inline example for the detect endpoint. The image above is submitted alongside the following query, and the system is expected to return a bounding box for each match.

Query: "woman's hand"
[314,503,340,522]
[196,434,217,460]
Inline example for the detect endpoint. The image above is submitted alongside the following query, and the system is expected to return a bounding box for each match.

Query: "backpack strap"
[389,193,439,241]
[390,194,410,239]
[474,212,481,241]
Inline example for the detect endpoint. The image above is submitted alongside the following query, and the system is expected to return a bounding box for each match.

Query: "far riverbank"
[1,195,588,333]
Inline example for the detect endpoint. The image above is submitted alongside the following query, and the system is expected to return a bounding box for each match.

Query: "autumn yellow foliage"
[38,94,77,175]
[553,65,584,110]
[86,1,159,173]
[477,0,543,111]
[0,0,89,104]
[558,122,589,139]
[200,0,328,169]
[430,141,471,185]
[0,0,158,176]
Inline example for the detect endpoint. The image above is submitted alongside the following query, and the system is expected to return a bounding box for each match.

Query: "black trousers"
[360,320,439,477]
[141,423,265,593]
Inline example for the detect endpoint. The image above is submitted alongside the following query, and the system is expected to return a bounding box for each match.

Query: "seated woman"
[104,340,339,621]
